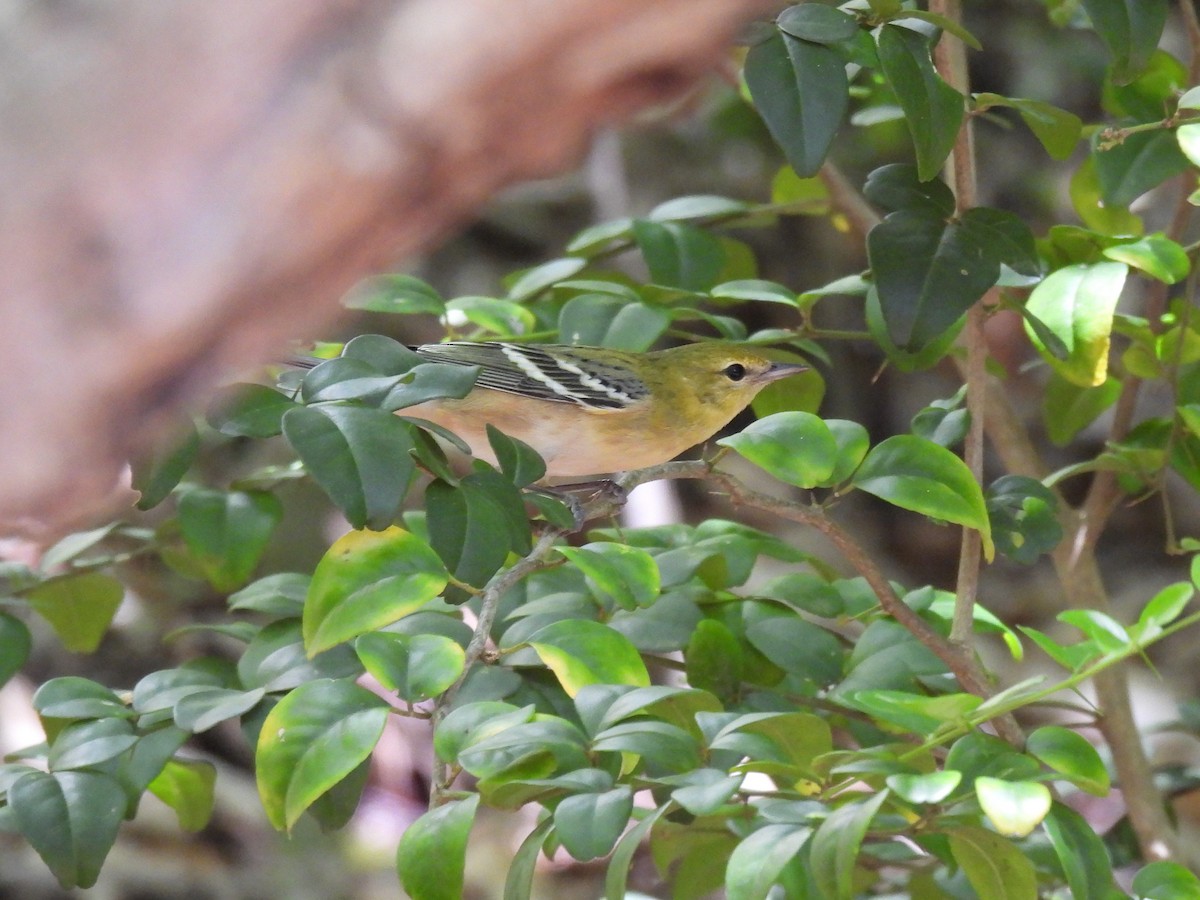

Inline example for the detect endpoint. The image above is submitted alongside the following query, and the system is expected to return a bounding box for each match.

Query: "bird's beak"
[760,362,809,383]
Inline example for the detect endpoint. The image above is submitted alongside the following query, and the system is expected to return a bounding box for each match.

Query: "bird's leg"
[525,479,629,531]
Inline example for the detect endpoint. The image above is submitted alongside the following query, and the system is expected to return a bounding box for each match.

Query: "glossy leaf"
[27,573,123,653]
[863,163,955,216]
[556,294,670,351]
[744,30,848,177]
[486,425,546,487]
[886,770,961,804]
[33,676,132,721]
[1026,726,1110,795]
[985,475,1063,564]
[304,526,448,655]
[173,687,266,733]
[852,435,994,560]
[1132,861,1200,899]
[975,777,1052,837]
[343,274,444,315]
[9,770,126,889]
[876,25,963,181]
[1024,262,1127,386]
[507,257,587,300]
[178,489,282,592]
[947,825,1038,900]
[632,220,725,291]
[255,678,388,830]
[283,405,416,530]
[527,620,651,696]
[1102,234,1190,284]
[553,787,633,861]
[558,543,660,611]
[426,473,529,597]
[1093,129,1190,208]
[776,4,858,44]
[396,795,479,900]
[355,632,465,702]
[237,619,362,692]
[48,718,137,770]
[1043,802,1116,899]
[717,411,837,488]
[206,383,298,438]
[725,823,812,900]
[809,790,889,900]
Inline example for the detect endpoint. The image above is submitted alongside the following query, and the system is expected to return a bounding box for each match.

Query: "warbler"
[295,341,807,478]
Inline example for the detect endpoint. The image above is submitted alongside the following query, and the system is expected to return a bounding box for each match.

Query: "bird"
[292,341,807,478]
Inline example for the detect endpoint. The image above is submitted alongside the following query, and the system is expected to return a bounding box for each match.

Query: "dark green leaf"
[206,383,298,438]
[1082,0,1168,83]
[0,613,31,688]
[228,572,310,618]
[632,220,725,292]
[507,257,587,301]
[744,31,848,177]
[396,795,480,900]
[1043,802,1115,899]
[9,770,125,889]
[343,274,444,315]
[33,677,131,721]
[178,489,282,592]
[776,5,858,45]
[255,679,389,830]
[382,362,480,412]
[986,475,1063,564]
[1093,128,1191,208]
[554,787,633,861]
[486,425,546,487]
[48,718,137,770]
[426,475,524,597]
[809,790,889,900]
[863,163,955,216]
[237,619,362,692]
[685,619,744,700]
[131,423,200,510]
[876,25,964,181]
[283,405,416,530]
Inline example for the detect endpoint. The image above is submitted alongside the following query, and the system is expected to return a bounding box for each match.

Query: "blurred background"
[3,0,1200,896]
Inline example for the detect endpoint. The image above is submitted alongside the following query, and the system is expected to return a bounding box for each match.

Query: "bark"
[0,0,772,536]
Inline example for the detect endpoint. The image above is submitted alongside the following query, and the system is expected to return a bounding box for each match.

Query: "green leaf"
[507,257,587,301]
[33,676,132,721]
[876,25,963,181]
[556,294,670,351]
[863,163,955,216]
[206,383,298,438]
[1093,128,1191,208]
[649,194,751,222]
[1139,582,1194,631]
[553,787,633,861]
[809,790,889,900]
[1043,802,1116,900]
[1132,861,1200,899]
[148,759,216,832]
[985,475,1063,564]
[228,572,309,617]
[396,795,480,900]
[1027,726,1110,795]
[852,435,994,561]
[974,93,1082,161]
[132,423,200,510]
[283,405,416,530]
[382,363,480,412]
[605,804,671,900]
[744,30,848,177]
[1082,0,1168,84]
[178,489,282,592]
[717,411,838,488]
[975,777,1052,837]
[632,220,725,291]
[1058,608,1130,652]
[0,613,31,687]
[776,5,858,45]
[710,279,797,305]
[1103,234,1190,284]
[48,718,137,770]
[1024,261,1127,386]
[725,823,812,900]
[685,619,744,700]
[237,619,362,692]
[506,818,555,900]
[255,679,388,830]
[27,573,123,653]
[173,687,266,733]
[304,526,448,655]
[1043,373,1122,445]
[886,770,961,803]
[527,620,651,696]
[343,274,444,315]
[890,10,982,51]
[486,425,546,487]
[1179,122,1200,167]
[426,473,529,597]
[444,295,537,337]
[9,770,126,889]
[558,543,660,611]
[355,632,465,702]
[947,824,1038,900]
[849,690,981,736]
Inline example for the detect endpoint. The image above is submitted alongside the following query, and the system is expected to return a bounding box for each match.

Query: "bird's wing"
[415,342,647,410]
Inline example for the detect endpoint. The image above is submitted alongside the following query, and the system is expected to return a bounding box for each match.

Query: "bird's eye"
[723,363,746,382]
